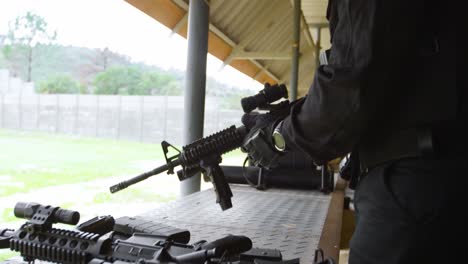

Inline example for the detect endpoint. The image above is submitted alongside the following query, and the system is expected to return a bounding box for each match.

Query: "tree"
[93,66,143,95]
[37,74,83,94]
[77,47,131,85]
[93,67,183,95]
[2,12,56,81]
[138,71,182,95]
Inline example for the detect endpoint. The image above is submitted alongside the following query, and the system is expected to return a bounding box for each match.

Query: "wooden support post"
[317,179,347,262]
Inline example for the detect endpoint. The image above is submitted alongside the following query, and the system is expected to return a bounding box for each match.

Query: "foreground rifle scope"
[14,202,80,226]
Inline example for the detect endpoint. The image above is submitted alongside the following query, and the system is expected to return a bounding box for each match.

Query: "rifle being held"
[109,83,289,211]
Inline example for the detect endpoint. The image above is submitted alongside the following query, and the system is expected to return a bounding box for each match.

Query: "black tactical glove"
[241,112,283,169]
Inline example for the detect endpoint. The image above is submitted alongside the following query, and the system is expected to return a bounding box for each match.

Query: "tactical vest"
[357,0,463,169]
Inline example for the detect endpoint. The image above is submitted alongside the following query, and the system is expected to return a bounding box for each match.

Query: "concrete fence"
[0,93,244,145]
[0,69,35,95]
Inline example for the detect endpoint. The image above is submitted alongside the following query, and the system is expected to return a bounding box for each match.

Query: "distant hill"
[0,41,256,107]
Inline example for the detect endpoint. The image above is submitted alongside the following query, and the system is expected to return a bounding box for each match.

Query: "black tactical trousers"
[349,156,462,264]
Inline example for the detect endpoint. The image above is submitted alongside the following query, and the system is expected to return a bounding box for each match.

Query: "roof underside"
[125,0,330,96]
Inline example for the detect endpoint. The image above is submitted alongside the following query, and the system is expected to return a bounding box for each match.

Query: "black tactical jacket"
[281,0,459,163]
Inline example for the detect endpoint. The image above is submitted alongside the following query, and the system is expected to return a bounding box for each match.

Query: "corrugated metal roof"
[125,0,330,96]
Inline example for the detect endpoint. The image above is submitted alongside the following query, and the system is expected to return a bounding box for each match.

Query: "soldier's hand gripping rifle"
[109,83,288,211]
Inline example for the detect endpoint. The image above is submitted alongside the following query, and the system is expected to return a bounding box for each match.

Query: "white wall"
[0,68,36,94]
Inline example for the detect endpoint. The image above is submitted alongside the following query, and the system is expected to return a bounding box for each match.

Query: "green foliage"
[1,208,16,223]
[37,74,83,94]
[7,12,56,46]
[93,66,143,95]
[1,43,28,78]
[1,22,256,99]
[0,250,19,262]
[77,47,132,84]
[93,67,182,95]
[93,192,112,203]
[2,12,56,81]
[138,71,182,95]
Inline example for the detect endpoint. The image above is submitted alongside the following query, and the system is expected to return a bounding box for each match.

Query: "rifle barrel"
[110,159,182,193]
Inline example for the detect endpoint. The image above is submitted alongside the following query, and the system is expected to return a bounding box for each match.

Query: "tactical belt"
[359,121,467,171]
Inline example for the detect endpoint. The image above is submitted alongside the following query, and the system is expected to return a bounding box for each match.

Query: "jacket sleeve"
[281,0,378,163]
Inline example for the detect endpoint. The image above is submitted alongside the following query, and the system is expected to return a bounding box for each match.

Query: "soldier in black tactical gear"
[242,0,463,263]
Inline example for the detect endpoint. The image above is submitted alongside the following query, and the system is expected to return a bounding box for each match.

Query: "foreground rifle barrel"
[110,159,182,193]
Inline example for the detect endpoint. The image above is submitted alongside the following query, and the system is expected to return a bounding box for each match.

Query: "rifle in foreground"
[1,202,302,264]
[109,84,289,211]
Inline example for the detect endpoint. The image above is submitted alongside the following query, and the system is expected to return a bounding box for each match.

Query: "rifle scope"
[14,202,80,225]
[241,83,288,113]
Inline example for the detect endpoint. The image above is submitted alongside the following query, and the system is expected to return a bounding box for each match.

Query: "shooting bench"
[134,181,346,263]
[1,182,346,264]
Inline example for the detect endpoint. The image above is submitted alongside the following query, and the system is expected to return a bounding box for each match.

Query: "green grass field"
[0,129,166,196]
[0,129,245,196]
[0,129,246,261]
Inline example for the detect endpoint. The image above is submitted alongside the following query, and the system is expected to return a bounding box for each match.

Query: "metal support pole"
[180,0,210,196]
[315,27,322,70]
[290,0,301,101]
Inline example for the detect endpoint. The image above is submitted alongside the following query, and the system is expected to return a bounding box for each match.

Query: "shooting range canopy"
[124,0,330,97]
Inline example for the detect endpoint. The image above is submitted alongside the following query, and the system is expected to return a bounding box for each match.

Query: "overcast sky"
[0,0,262,89]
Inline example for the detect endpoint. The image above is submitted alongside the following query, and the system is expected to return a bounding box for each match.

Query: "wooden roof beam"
[249,59,279,82]
[308,22,329,28]
[220,1,282,67]
[231,52,291,60]
[170,13,188,35]
[170,0,279,82]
